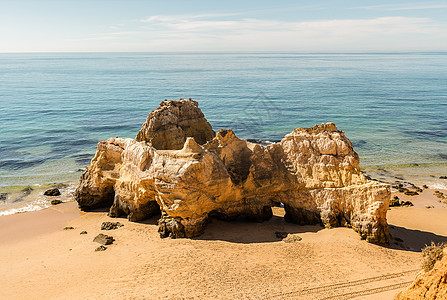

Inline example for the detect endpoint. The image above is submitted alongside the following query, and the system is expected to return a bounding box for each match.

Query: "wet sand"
[0,201,80,244]
[0,189,446,299]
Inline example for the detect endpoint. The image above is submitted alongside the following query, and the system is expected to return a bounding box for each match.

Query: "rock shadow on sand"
[133,214,160,226]
[193,215,323,244]
[389,225,447,252]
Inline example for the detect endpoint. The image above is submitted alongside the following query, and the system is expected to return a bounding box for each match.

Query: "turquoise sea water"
[1,52,447,213]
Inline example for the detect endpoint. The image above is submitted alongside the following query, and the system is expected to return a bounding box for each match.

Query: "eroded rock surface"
[395,247,447,299]
[75,98,391,244]
[135,98,215,150]
[93,233,115,245]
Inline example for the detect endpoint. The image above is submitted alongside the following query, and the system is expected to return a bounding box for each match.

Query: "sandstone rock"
[95,245,107,252]
[283,234,302,243]
[101,222,124,230]
[75,99,391,244]
[93,233,114,245]
[404,191,419,196]
[395,247,447,299]
[44,188,61,196]
[389,196,400,207]
[75,139,125,210]
[135,98,215,150]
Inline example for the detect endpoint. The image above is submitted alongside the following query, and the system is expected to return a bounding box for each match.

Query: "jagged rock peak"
[135,98,215,150]
[180,137,204,154]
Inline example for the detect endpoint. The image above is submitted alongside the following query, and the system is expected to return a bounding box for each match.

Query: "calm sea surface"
[1,52,446,214]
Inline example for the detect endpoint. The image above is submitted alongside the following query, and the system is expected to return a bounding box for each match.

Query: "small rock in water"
[44,188,61,196]
[51,199,62,205]
[95,245,107,252]
[401,201,414,207]
[64,226,74,230]
[283,233,302,243]
[275,231,288,239]
[22,186,33,196]
[93,233,115,245]
[80,231,88,235]
[423,185,429,189]
[0,193,7,201]
[101,221,124,230]
[440,176,447,179]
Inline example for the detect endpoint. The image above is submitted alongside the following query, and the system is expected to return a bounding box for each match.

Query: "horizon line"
[1,50,447,54]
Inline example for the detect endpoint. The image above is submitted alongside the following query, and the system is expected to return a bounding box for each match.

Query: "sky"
[1,0,447,52]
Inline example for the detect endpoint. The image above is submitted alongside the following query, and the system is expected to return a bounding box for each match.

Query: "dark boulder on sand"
[101,222,124,230]
[44,188,61,196]
[389,196,400,207]
[95,245,107,251]
[93,233,115,245]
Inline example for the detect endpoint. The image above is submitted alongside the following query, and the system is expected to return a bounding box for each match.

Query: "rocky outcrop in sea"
[75,99,391,244]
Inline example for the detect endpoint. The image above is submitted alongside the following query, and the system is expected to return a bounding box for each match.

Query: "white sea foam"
[428,183,447,190]
[0,200,51,216]
[0,184,76,216]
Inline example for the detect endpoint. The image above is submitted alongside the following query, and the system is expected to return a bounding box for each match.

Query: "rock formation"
[395,247,447,299]
[135,98,215,150]
[75,98,391,244]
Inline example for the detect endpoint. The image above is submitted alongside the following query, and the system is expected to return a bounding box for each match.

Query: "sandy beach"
[1,187,446,299]
[2,1,447,298]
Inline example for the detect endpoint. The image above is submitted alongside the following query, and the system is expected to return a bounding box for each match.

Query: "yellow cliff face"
[280,123,365,189]
[395,247,447,299]
[75,99,390,244]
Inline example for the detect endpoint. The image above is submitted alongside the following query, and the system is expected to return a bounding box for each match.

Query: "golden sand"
[0,189,446,299]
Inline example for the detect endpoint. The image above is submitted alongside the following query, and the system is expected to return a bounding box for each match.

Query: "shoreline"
[0,187,446,299]
[0,201,80,245]
[0,183,78,216]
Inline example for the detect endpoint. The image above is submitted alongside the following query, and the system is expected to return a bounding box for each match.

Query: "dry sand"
[0,189,446,299]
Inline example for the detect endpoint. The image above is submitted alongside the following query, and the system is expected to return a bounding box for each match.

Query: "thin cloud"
[141,12,241,23]
[353,3,447,11]
[91,31,139,36]
[66,15,447,52]
[139,14,444,35]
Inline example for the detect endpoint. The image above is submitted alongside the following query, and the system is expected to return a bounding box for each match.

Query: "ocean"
[1,52,446,215]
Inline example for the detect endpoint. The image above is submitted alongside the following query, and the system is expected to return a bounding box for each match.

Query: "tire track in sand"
[267,269,418,299]
[320,281,413,299]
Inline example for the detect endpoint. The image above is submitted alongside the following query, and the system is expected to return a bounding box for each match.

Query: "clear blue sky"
[1,0,447,52]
